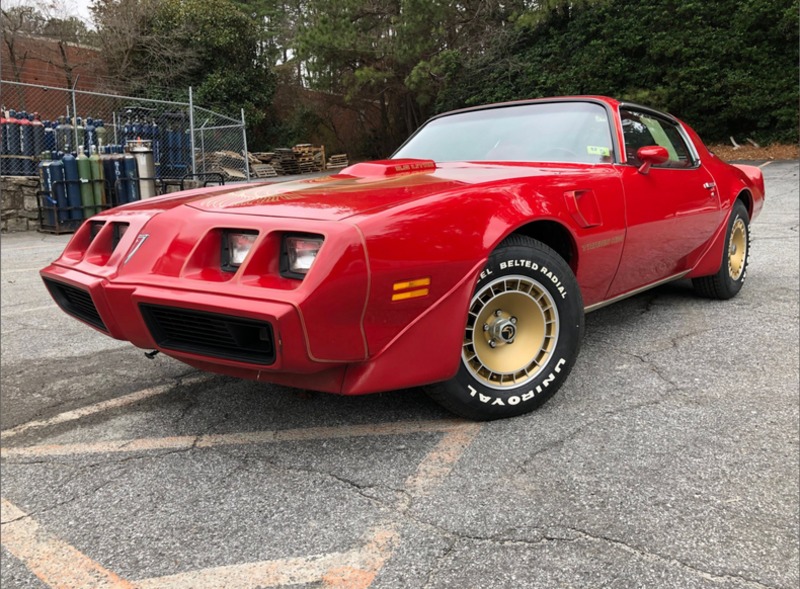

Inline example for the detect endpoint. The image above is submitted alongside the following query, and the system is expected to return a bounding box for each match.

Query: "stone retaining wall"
[1,176,41,233]
[0,176,218,233]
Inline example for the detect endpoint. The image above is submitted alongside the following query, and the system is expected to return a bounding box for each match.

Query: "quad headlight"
[222,230,258,271]
[283,234,324,277]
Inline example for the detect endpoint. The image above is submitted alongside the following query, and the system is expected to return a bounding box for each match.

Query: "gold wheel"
[728,217,747,281]
[463,276,559,390]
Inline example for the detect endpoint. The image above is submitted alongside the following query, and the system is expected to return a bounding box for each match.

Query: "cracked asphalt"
[1,161,798,588]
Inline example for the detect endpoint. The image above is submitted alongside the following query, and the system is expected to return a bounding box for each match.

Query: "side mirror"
[636,145,669,174]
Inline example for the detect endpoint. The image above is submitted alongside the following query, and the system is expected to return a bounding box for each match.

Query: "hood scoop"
[336,158,436,178]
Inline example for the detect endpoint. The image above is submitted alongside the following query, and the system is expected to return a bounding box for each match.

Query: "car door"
[606,108,722,298]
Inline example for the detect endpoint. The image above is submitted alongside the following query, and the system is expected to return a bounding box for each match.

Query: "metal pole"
[71,76,79,154]
[188,86,197,176]
[112,111,118,146]
[200,122,206,175]
[241,108,250,182]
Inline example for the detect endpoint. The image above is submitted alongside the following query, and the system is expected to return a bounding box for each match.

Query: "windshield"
[393,101,615,164]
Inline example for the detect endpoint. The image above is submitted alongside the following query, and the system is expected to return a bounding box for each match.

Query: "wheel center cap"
[491,318,517,344]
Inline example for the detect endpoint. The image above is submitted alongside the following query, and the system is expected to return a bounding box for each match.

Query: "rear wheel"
[427,235,584,420]
[693,200,750,300]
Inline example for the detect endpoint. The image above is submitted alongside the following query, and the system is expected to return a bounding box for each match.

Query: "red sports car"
[41,96,765,420]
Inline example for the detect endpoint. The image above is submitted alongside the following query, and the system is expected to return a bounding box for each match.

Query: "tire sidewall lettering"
[459,243,581,410]
[440,236,584,420]
[466,357,567,405]
[498,259,568,299]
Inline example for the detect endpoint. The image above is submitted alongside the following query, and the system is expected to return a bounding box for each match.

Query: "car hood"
[115,159,594,222]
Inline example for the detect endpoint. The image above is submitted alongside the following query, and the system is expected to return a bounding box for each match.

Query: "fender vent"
[43,278,107,332]
[140,304,275,365]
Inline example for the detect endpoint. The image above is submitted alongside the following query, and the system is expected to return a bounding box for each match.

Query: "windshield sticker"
[587,146,611,156]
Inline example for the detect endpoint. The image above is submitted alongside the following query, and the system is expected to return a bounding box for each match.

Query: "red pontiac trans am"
[41,97,765,420]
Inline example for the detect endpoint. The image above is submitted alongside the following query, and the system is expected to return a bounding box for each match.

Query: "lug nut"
[510,316,517,324]
[483,324,490,331]
[489,339,497,348]
[494,309,503,317]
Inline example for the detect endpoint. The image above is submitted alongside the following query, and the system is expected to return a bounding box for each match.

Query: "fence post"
[199,120,207,175]
[188,86,197,177]
[241,108,250,182]
[71,76,79,153]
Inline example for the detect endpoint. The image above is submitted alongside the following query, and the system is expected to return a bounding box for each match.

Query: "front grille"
[43,278,107,332]
[140,304,275,365]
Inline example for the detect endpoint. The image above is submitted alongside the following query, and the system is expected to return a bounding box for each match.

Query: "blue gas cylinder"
[44,120,57,152]
[123,154,140,202]
[62,154,84,220]
[48,159,69,223]
[19,112,35,175]
[0,111,6,175]
[5,110,21,174]
[102,155,124,205]
[38,160,58,226]
[32,113,46,156]
[150,120,161,177]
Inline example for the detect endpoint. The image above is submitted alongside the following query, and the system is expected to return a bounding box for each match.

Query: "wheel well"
[737,190,753,218]
[512,221,577,271]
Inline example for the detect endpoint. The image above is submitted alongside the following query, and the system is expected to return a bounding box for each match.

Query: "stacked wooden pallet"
[326,154,349,169]
[291,144,326,174]
[250,163,278,178]
[197,150,248,179]
[270,148,300,175]
[252,152,274,164]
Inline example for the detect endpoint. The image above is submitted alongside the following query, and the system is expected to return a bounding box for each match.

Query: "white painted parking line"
[134,529,399,589]
[1,418,471,458]
[1,267,48,274]
[0,375,208,441]
[1,422,481,589]
[759,161,773,168]
[0,497,136,589]
[1,304,57,316]
[134,424,479,589]
[0,244,65,253]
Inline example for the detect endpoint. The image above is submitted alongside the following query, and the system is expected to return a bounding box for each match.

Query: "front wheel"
[427,235,584,420]
[692,200,750,300]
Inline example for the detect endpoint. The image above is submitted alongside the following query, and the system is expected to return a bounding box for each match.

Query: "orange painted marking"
[0,497,135,589]
[320,423,482,587]
[404,423,481,498]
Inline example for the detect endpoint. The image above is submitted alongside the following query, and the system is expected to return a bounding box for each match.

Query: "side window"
[621,110,695,168]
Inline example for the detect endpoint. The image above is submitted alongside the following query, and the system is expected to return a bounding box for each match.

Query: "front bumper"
[41,265,319,375]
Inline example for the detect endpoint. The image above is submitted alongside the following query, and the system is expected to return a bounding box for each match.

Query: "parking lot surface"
[1,161,798,588]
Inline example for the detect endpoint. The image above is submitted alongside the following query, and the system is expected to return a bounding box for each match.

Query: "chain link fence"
[1,80,249,182]
[193,105,250,181]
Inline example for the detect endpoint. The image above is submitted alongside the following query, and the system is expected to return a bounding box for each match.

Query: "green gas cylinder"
[89,147,106,211]
[76,148,95,216]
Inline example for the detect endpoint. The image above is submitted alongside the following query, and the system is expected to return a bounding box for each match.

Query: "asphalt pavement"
[1,161,798,588]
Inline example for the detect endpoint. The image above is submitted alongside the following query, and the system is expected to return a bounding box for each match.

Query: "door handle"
[703,182,716,190]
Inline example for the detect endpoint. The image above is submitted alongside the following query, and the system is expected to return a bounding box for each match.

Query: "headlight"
[112,223,129,250]
[222,230,258,271]
[283,234,323,277]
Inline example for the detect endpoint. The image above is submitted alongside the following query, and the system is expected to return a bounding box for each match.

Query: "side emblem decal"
[124,234,149,265]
